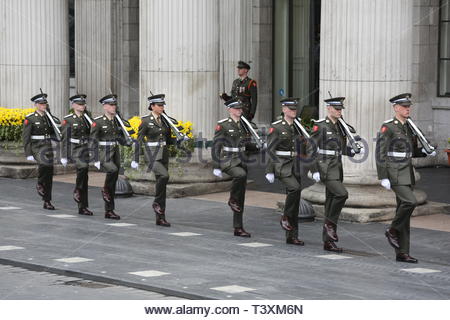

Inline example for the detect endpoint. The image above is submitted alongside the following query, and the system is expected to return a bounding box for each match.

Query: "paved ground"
[0,177,449,300]
[0,264,183,300]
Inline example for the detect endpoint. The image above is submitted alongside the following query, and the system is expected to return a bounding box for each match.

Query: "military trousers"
[323,180,348,242]
[391,185,417,255]
[279,172,302,240]
[223,165,247,228]
[32,142,54,202]
[151,160,169,212]
[72,145,90,209]
[100,145,121,211]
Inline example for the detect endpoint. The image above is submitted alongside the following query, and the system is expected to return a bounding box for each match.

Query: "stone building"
[0,0,449,165]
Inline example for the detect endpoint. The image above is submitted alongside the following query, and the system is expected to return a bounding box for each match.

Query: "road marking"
[128,270,171,278]
[315,254,352,260]
[400,268,441,274]
[54,257,94,263]
[238,242,273,248]
[211,285,256,294]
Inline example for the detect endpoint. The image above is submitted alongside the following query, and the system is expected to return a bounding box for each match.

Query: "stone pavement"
[0,177,449,300]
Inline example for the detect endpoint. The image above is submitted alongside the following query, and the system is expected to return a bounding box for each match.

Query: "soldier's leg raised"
[279,175,303,244]
[390,185,417,256]
[223,166,249,237]
[322,180,348,252]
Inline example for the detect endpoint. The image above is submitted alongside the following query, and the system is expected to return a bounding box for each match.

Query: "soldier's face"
[237,67,248,77]
[394,104,410,118]
[72,103,86,113]
[327,106,342,119]
[229,107,243,117]
[35,103,47,112]
[282,107,296,119]
[103,103,117,115]
[152,103,165,115]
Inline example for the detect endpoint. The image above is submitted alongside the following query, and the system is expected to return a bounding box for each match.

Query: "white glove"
[312,172,320,182]
[422,148,436,157]
[60,158,67,167]
[26,155,35,162]
[131,160,139,169]
[213,169,222,178]
[94,161,101,170]
[381,178,391,190]
[265,173,275,184]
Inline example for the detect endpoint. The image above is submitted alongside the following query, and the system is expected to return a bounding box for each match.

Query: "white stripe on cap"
[227,101,240,108]
[281,101,297,106]
[102,97,116,104]
[327,101,342,105]
[392,97,409,104]
[148,98,165,104]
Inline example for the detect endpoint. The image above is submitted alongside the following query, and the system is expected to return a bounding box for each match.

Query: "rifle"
[161,112,188,142]
[406,118,436,154]
[337,117,362,154]
[293,117,310,139]
[240,115,265,149]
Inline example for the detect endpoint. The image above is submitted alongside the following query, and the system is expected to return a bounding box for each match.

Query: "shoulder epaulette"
[218,118,228,123]
[271,120,282,125]
[64,114,73,119]
[383,119,394,124]
[94,115,103,120]
[313,118,325,123]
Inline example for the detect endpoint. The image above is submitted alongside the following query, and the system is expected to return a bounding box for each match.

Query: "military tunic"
[266,119,305,240]
[230,77,257,121]
[61,112,92,209]
[212,117,251,228]
[310,116,354,242]
[22,111,60,201]
[376,117,426,254]
[90,115,127,211]
[135,113,176,212]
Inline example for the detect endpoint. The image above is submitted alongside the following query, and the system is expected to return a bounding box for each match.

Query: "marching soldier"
[130,94,177,227]
[90,94,129,220]
[212,98,252,237]
[309,97,358,253]
[22,91,60,210]
[265,98,308,246]
[220,61,257,121]
[376,93,435,263]
[60,94,94,216]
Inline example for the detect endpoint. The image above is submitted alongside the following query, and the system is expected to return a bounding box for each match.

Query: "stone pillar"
[140,0,219,140]
[75,0,116,116]
[0,0,69,118]
[302,0,429,222]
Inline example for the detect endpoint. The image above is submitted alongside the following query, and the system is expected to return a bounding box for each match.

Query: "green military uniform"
[134,94,176,226]
[61,95,93,214]
[230,77,257,121]
[212,99,251,235]
[90,95,128,217]
[376,110,427,258]
[266,118,303,241]
[310,116,354,242]
[22,93,60,209]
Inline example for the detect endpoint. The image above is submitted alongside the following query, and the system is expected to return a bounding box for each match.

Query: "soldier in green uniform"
[220,61,257,121]
[90,94,130,220]
[265,98,307,246]
[60,94,94,216]
[376,93,435,263]
[212,98,252,237]
[131,94,177,227]
[22,91,61,210]
[309,97,358,252]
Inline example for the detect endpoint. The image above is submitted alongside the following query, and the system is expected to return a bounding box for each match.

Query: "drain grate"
[58,279,113,289]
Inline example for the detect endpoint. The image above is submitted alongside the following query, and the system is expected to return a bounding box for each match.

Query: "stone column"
[75,0,118,116]
[0,0,69,118]
[302,0,429,222]
[140,0,219,140]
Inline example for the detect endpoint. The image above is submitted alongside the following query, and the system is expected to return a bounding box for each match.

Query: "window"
[438,0,450,96]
